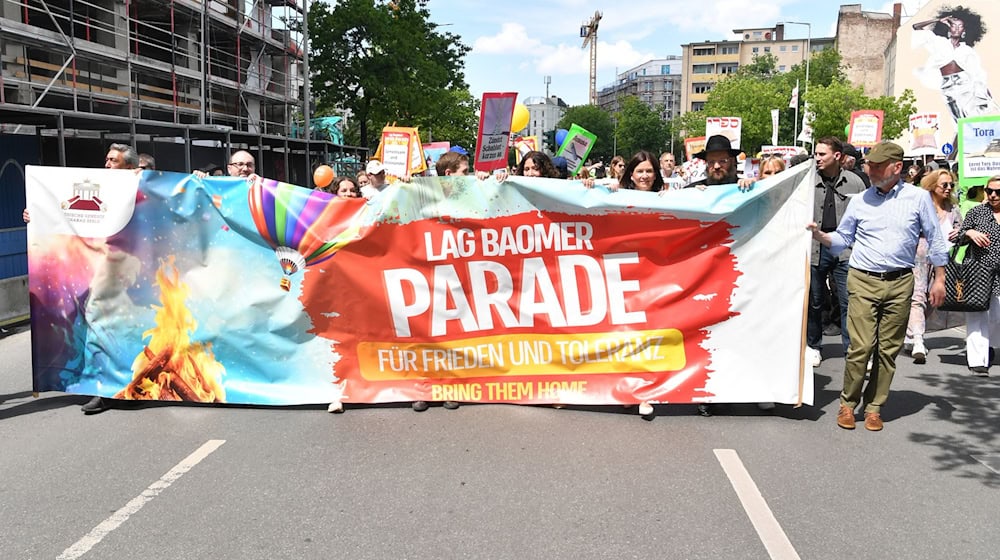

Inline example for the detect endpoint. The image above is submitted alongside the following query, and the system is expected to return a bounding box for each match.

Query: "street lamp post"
[780,21,811,145]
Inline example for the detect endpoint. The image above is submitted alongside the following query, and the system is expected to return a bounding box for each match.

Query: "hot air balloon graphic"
[248,178,368,291]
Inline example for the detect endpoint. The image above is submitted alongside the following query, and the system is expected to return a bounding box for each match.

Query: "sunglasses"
[986,187,1000,196]
[938,182,954,188]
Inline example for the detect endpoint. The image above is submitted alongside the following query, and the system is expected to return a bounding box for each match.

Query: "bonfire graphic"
[115,257,226,402]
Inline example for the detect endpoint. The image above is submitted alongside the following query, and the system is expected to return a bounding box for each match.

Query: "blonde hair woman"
[759,156,786,178]
[907,168,962,363]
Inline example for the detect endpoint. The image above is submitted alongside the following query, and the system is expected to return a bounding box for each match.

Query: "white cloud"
[472,23,544,55]
[474,21,654,78]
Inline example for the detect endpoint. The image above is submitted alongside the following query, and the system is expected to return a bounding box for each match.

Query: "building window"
[763,46,771,52]
[779,65,786,72]
[693,83,713,94]
[791,45,799,52]
[752,47,759,53]
[691,101,706,111]
[692,64,714,74]
[643,81,653,92]
[693,47,716,56]
[719,63,738,74]
[664,81,673,90]
[661,64,671,74]
[779,45,787,52]
[720,45,738,55]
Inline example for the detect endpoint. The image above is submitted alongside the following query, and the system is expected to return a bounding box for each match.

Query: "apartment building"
[680,25,834,113]
[596,56,683,121]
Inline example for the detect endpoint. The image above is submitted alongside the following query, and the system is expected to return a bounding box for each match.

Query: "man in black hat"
[687,135,741,188]
[841,143,871,187]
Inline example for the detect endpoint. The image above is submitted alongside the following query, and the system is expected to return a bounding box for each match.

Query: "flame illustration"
[116,257,226,402]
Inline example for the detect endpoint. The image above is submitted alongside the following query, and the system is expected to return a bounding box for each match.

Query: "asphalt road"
[1,324,998,560]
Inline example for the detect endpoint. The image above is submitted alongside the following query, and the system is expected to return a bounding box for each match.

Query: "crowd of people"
[23,135,1000,427]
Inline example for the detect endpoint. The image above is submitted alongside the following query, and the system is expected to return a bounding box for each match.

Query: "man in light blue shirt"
[810,141,947,431]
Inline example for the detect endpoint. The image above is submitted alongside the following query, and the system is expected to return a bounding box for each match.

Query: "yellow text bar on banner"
[357,329,686,381]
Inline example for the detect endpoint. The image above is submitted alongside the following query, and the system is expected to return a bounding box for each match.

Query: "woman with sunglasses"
[956,174,1000,375]
[907,169,962,363]
[599,155,626,191]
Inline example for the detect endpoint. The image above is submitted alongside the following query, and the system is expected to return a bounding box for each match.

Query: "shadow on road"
[904,369,1000,488]
[0,393,90,420]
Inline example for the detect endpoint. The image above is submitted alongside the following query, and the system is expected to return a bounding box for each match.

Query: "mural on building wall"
[896,1,1000,155]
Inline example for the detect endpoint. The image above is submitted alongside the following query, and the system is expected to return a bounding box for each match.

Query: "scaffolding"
[0,0,310,133]
[0,0,368,178]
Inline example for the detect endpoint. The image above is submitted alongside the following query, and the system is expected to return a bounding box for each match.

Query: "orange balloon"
[313,165,334,188]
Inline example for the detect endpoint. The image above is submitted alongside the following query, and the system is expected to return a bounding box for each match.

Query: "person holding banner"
[361,160,388,199]
[810,142,948,431]
[685,136,757,192]
[619,151,665,192]
[333,176,362,198]
[435,150,508,182]
[594,156,625,191]
[24,143,141,414]
[515,151,560,179]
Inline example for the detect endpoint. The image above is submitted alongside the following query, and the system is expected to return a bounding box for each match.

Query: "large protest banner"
[25,163,815,407]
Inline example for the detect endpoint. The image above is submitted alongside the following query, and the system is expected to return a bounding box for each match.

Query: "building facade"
[524,95,568,142]
[596,57,683,121]
[1,0,305,133]
[836,3,903,97]
[0,0,368,328]
[680,26,834,113]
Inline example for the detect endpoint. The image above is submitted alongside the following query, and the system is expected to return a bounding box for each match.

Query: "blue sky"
[424,0,925,106]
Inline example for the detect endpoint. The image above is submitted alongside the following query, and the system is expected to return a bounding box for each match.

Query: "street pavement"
[1,323,998,560]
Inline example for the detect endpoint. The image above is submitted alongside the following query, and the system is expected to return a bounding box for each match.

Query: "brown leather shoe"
[864,412,883,431]
[837,405,856,430]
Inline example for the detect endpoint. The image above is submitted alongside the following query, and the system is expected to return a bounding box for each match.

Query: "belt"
[852,268,912,281]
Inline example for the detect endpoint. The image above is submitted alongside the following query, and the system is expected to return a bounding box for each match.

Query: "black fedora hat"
[693,134,741,160]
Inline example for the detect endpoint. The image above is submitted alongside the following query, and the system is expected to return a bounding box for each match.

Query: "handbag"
[937,243,994,312]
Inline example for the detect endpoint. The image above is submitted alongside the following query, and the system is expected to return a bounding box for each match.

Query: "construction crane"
[580,11,602,106]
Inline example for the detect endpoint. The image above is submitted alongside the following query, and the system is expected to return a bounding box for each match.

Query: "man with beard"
[810,142,947,431]
[686,135,740,188]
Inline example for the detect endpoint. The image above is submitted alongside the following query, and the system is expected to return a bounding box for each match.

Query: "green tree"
[557,105,615,161]
[308,0,476,149]
[674,49,915,155]
[614,96,670,157]
[804,82,917,141]
[673,54,790,152]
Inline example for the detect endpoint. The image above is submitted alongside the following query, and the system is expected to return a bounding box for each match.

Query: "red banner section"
[303,211,739,404]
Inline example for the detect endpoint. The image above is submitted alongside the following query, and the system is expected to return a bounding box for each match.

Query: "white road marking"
[56,439,226,560]
[971,454,1000,475]
[714,449,801,560]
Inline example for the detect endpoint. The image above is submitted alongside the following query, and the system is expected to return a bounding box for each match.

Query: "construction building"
[0,0,366,327]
